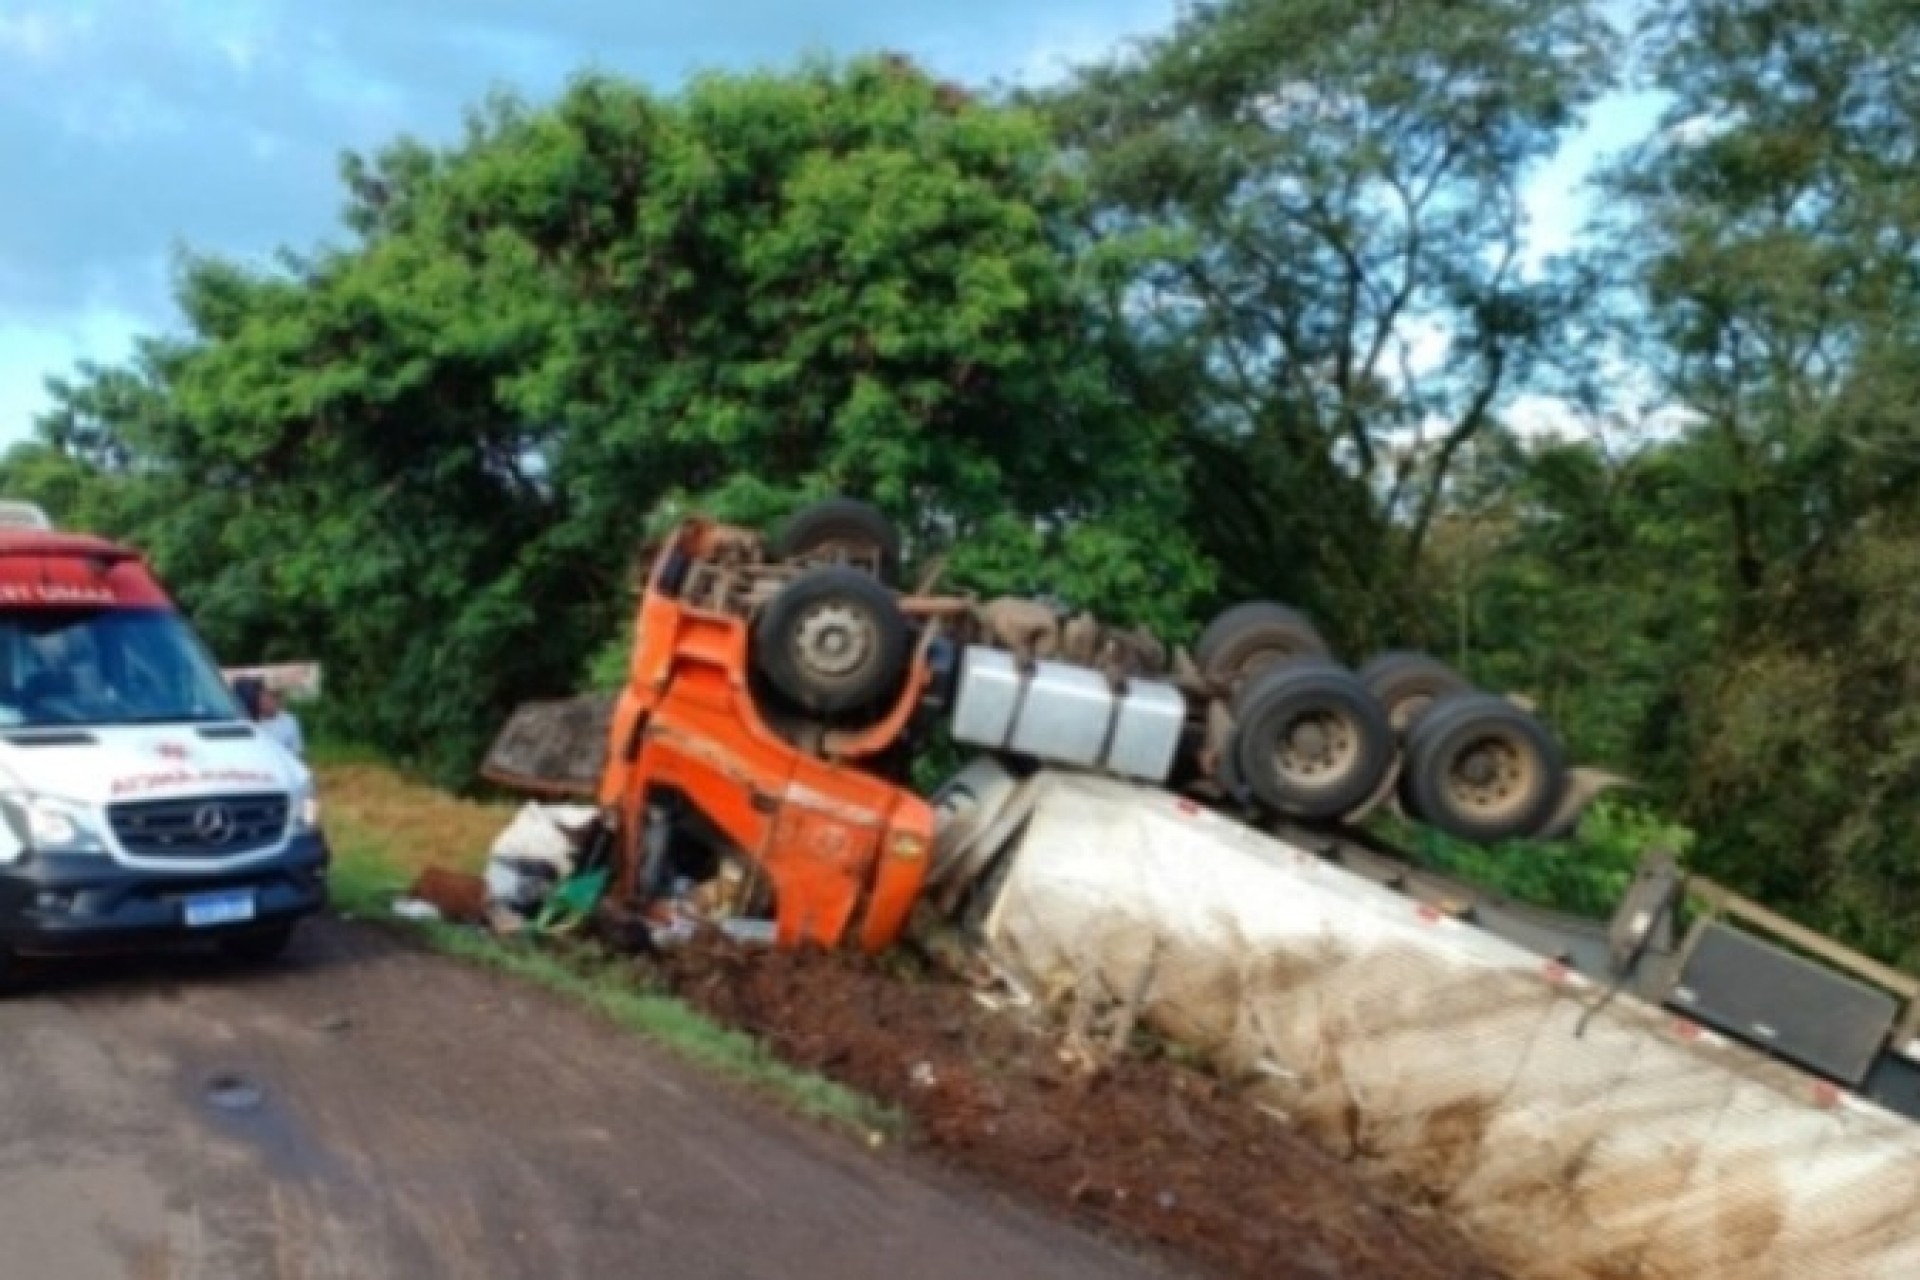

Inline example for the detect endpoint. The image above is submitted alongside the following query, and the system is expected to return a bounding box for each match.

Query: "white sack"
[484,802,598,915]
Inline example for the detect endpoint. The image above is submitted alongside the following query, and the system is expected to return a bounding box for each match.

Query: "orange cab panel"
[595,546,935,953]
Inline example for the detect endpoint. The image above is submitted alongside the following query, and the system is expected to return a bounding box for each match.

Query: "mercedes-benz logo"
[193,803,235,846]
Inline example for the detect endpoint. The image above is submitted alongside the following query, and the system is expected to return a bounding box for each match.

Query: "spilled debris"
[405,867,488,924]
[408,788,1502,1277]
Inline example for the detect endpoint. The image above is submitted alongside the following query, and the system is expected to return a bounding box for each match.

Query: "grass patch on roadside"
[317,762,515,881]
[321,776,902,1142]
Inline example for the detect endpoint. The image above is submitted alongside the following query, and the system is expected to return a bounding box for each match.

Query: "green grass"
[327,827,411,913]
[305,738,397,770]
[326,820,903,1141]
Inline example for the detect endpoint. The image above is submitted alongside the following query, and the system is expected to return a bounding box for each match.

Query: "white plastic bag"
[483,802,599,917]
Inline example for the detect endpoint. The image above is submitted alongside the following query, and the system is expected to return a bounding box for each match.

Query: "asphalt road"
[0,917,1172,1280]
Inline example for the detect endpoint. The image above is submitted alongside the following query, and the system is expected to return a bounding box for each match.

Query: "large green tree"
[1592,0,1920,957]
[2,55,1208,785]
[1044,0,1615,646]
[1424,429,1729,781]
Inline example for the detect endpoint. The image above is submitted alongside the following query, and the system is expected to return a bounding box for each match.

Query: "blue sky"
[0,0,1662,448]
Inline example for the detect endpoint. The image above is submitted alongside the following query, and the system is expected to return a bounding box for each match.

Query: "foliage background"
[6,0,1918,961]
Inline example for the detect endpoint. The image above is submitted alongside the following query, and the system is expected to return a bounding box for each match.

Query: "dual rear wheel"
[1397,691,1566,844]
[1193,605,1387,823]
[1196,603,1567,842]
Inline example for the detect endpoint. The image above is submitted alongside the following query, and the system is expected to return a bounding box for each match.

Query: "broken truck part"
[481,497,1621,953]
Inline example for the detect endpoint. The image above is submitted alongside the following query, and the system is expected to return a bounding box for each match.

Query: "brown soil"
[649,936,1505,1280]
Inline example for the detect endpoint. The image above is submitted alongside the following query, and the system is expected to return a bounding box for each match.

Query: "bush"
[1379,800,1695,920]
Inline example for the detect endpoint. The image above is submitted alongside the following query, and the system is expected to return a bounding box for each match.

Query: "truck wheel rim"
[1446,737,1533,819]
[1273,709,1358,787]
[793,601,874,679]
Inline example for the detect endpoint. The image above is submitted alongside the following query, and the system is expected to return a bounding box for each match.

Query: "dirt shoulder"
[0,917,1174,1280]
[652,937,1502,1280]
[320,759,1506,1280]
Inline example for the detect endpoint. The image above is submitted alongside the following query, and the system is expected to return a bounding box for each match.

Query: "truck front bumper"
[0,832,330,956]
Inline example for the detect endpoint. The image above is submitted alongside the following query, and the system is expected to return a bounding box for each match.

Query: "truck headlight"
[0,792,108,858]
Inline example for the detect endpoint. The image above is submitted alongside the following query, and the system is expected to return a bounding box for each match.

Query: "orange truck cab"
[595,517,937,952]
[0,504,328,984]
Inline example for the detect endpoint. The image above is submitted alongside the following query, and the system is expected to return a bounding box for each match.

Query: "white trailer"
[936,763,1920,1280]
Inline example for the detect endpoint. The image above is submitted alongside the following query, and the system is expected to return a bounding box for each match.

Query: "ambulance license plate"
[184,890,256,928]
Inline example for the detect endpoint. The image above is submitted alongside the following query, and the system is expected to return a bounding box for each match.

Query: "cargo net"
[971,772,1920,1280]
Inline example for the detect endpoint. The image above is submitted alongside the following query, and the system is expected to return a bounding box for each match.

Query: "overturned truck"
[481,498,1920,1276]
[484,499,1619,944]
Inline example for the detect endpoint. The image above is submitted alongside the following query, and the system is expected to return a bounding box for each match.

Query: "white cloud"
[1506,393,1595,441]
[0,10,75,62]
[1661,111,1731,148]
[217,34,259,75]
[246,128,287,161]
[56,83,194,143]
[1400,318,1452,381]
[1517,89,1668,272]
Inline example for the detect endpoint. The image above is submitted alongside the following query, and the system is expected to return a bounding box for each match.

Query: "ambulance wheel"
[220,923,295,965]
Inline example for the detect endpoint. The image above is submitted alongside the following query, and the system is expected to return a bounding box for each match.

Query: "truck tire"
[771,498,902,584]
[1231,659,1394,822]
[1357,650,1473,734]
[1194,602,1331,689]
[753,566,910,715]
[1401,692,1566,843]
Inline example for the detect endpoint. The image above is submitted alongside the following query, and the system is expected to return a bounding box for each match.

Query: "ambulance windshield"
[0,607,245,728]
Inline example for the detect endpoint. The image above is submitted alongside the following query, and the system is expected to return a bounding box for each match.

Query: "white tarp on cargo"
[976,771,1920,1280]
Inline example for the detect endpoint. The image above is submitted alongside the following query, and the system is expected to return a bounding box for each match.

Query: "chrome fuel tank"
[949,646,1185,782]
